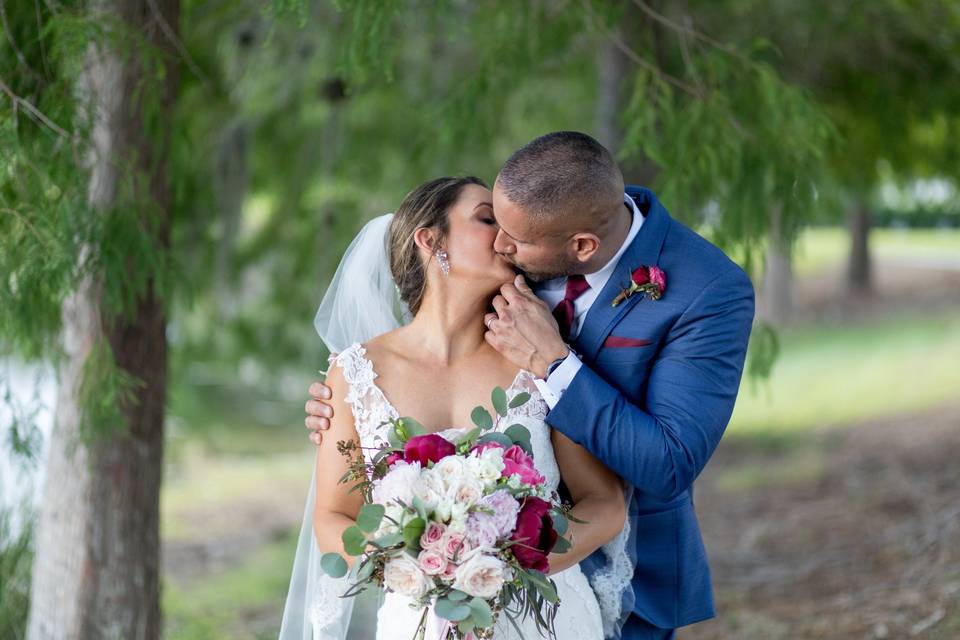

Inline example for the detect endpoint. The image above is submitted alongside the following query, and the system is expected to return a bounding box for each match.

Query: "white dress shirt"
[533,194,645,408]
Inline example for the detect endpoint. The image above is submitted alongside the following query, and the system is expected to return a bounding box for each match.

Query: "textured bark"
[847,200,873,295]
[758,204,794,327]
[26,0,178,638]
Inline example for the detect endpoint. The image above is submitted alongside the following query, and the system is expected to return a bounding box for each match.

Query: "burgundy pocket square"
[603,336,653,348]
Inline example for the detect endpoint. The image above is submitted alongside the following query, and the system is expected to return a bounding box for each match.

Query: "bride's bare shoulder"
[361,328,414,368]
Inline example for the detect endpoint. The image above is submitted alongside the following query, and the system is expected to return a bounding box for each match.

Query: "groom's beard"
[504,258,578,283]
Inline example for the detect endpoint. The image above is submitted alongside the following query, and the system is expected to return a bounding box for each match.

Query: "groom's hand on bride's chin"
[305,381,334,445]
[485,275,568,378]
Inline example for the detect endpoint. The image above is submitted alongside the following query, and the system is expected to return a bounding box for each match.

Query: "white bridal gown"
[316,343,605,640]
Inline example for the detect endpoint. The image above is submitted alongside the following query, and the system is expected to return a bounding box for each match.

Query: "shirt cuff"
[533,351,582,409]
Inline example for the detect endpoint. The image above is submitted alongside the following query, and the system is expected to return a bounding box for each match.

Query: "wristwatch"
[544,345,574,378]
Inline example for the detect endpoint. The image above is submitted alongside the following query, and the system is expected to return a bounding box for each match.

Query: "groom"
[305,132,755,638]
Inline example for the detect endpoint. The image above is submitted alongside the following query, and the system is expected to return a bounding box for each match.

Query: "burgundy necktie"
[552,275,590,340]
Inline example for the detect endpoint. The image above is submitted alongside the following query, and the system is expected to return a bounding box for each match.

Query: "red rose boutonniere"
[611,265,667,307]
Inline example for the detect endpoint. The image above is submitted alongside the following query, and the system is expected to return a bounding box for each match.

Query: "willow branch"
[579,0,702,99]
[632,0,760,69]
[0,76,73,138]
[1,207,50,245]
[146,0,211,87]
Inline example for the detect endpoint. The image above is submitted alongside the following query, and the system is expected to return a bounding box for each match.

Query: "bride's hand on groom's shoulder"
[485,275,568,379]
[305,380,334,445]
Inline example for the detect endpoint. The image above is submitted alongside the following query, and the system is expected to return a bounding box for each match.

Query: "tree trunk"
[847,200,873,295]
[758,204,794,327]
[597,2,660,186]
[595,35,628,157]
[26,0,178,638]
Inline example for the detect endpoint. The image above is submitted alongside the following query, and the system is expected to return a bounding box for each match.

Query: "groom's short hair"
[496,131,625,223]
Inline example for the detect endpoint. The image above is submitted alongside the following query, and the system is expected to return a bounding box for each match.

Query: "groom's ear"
[571,232,601,263]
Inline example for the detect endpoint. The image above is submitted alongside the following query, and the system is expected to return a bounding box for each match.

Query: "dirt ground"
[685,403,960,640]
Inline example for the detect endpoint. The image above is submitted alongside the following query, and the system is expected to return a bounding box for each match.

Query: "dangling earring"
[436,249,451,276]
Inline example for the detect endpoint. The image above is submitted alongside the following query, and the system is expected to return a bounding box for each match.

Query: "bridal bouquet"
[320,386,575,639]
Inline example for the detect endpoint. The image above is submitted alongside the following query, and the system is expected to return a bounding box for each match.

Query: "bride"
[280,176,630,639]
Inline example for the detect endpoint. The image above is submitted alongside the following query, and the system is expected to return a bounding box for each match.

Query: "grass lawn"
[162,533,296,640]
[793,227,960,277]
[730,305,960,437]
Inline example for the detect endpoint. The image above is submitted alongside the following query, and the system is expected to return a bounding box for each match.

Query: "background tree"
[694,0,960,298]
[2,0,838,636]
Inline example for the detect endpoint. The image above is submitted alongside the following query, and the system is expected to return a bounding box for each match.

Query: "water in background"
[0,360,54,540]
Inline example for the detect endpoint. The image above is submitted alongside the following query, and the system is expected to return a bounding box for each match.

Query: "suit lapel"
[574,187,671,361]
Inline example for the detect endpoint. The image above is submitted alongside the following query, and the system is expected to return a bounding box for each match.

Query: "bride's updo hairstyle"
[389,176,488,315]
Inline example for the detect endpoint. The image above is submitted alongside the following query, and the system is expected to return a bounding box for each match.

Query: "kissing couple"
[281,131,755,639]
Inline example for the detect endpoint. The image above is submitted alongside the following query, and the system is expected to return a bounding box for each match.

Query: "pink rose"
[404,433,456,467]
[509,497,557,573]
[441,531,472,562]
[648,266,667,295]
[417,549,447,576]
[502,445,545,486]
[441,560,459,582]
[420,521,447,550]
[630,266,651,287]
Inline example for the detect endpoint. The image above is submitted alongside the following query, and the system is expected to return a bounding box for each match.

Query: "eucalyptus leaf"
[386,421,404,449]
[435,597,472,621]
[342,526,367,556]
[447,589,469,601]
[504,423,531,444]
[468,597,494,627]
[356,503,386,533]
[471,406,493,430]
[477,432,513,448]
[492,386,508,416]
[320,552,348,578]
[551,512,569,536]
[402,517,426,550]
[551,534,571,554]
[372,532,403,548]
[400,417,427,436]
[508,391,531,408]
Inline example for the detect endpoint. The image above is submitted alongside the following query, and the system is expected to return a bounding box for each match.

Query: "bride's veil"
[279,213,409,639]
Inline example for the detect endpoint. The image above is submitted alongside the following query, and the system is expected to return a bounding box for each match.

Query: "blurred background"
[1,1,958,639]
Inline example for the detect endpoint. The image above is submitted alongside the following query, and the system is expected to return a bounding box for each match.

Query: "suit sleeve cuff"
[533,350,582,409]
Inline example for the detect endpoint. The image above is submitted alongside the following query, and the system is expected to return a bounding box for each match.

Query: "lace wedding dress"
[317,343,606,640]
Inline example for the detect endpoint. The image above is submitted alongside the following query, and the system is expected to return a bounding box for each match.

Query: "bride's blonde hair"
[388,176,487,314]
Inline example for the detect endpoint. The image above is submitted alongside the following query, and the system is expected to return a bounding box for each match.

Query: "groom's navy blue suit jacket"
[546,186,755,631]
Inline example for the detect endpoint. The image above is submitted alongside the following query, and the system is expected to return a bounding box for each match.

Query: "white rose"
[383,553,433,599]
[452,553,508,599]
[452,476,483,507]
[372,460,421,507]
[412,468,444,512]
[432,456,465,492]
